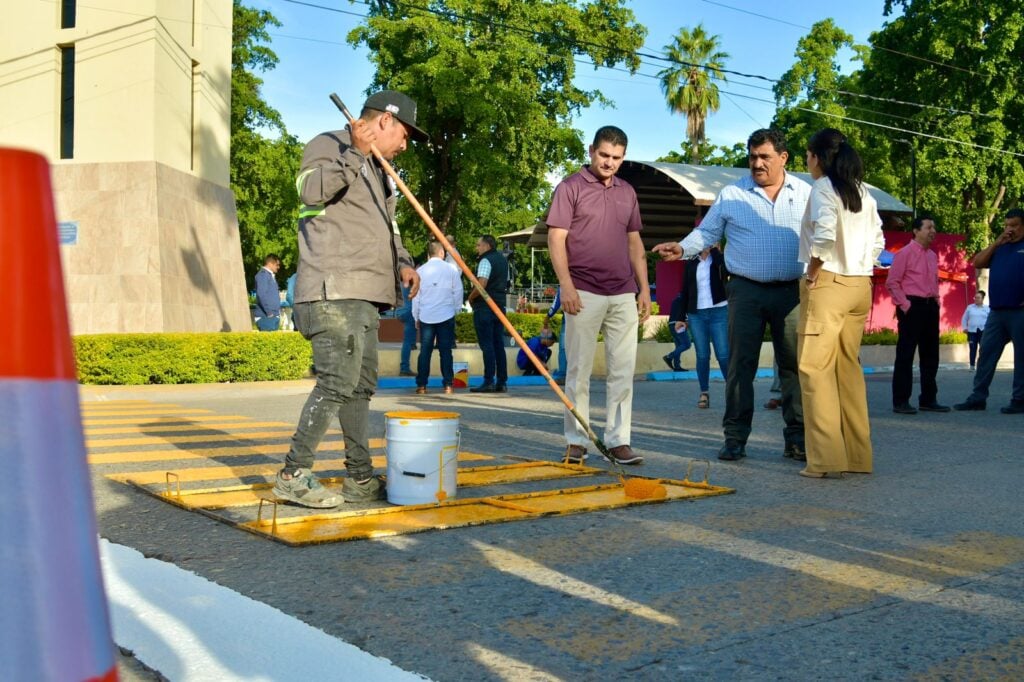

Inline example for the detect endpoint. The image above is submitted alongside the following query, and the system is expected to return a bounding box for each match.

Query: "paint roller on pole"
[329,93,663,500]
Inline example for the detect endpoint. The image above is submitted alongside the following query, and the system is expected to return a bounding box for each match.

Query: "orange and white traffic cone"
[0,148,118,681]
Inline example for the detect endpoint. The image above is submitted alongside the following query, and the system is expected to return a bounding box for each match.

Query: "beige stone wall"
[54,161,251,333]
[2,1,247,334]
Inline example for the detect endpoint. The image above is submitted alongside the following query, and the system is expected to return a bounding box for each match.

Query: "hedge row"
[73,323,969,385]
[74,333,312,385]
[454,312,563,344]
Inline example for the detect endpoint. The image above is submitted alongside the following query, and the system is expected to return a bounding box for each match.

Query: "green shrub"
[74,333,312,385]
[939,330,967,344]
[861,328,899,345]
[652,319,674,343]
[454,311,562,344]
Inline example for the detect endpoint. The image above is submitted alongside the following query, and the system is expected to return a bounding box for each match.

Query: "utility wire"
[697,0,986,77]
[275,0,1019,156]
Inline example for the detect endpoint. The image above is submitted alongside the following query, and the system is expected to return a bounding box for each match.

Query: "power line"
[715,90,1024,159]
[271,0,1020,157]
[697,0,985,77]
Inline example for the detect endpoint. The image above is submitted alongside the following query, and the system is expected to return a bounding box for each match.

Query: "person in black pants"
[886,216,951,414]
[467,235,509,392]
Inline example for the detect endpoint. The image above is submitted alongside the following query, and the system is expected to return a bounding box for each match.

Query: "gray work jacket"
[293,129,414,309]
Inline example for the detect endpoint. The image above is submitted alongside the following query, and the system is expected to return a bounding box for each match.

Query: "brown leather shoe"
[443,386,454,394]
[605,444,643,465]
[415,386,427,395]
[563,444,588,465]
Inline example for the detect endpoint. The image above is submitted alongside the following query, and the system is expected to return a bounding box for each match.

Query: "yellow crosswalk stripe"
[80,408,213,417]
[86,430,324,449]
[86,438,382,464]
[82,415,252,426]
[84,421,293,436]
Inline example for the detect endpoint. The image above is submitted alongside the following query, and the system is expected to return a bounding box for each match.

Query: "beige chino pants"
[797,271,873,474]
[564,290,639,449]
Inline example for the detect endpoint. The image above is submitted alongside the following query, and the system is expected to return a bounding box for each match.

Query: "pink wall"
[654,231,975,332]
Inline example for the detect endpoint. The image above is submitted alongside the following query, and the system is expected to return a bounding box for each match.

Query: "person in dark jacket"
[254,254,282,331]
[467,235,510,392]
[675,246,730,408]
[664,294,691,372]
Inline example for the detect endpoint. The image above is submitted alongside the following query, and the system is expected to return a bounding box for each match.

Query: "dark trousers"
[892,296,940,406]
[416,318,456,387]
[724,277,803,446]
[472,305,508,385]
[285,300,378,479]
[967,308,1024,404]
[967,329,983,368]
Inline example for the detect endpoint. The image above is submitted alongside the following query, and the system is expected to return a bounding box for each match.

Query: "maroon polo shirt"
[546,166,643,296]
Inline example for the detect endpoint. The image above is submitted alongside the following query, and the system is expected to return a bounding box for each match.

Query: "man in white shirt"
[413,241,464,394]
[961,290,990,370]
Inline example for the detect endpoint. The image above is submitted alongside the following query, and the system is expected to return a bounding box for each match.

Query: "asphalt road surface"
[92,367,1024,681]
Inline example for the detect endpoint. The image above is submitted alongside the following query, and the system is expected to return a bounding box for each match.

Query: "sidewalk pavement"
[92,367,1024,680]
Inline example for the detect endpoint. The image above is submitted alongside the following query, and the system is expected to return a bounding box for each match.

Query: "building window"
[61,0,76,29]
[60,46,75,159]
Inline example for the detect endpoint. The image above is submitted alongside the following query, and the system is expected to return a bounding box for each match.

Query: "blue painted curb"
[378,375,553,390]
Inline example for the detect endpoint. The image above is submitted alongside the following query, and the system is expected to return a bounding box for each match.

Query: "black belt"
[907,295,938,304]
[731,274,799,287]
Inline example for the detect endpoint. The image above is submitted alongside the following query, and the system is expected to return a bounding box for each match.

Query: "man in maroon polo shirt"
[547,126,651,466]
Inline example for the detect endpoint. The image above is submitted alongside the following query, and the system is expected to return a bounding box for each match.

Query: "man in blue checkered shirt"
[654,129,811,463]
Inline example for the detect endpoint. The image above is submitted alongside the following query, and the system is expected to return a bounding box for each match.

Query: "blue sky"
[251,0,899,162]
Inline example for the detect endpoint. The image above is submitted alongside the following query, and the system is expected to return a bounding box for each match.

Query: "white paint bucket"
[384,411,460,505]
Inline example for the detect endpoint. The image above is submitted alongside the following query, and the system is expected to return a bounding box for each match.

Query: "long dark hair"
[807,128,863,213]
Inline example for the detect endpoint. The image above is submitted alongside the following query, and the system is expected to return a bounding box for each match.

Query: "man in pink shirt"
[886,216,951,414]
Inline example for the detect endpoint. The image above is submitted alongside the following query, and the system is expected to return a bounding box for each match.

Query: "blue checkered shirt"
[680,172,811,282]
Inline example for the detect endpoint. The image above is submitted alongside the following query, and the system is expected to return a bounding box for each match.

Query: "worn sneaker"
[605,444,643,465]
[341,475,386,503]
[272,468,341,509]
[563,444,589,465]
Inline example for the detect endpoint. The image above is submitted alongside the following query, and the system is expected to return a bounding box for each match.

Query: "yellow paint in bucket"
[384,411,460,505]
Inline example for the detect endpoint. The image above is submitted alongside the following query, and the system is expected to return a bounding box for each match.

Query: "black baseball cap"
[363,90,428,143]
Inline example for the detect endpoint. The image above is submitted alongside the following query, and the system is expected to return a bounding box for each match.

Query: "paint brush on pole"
[328,93,662,499]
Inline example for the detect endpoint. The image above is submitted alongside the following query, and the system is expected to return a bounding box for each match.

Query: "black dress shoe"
[1000,400,1024,414]
[718,439,746,461]
[783,442,806,462]
[954,399,986,411]
[495,384,508,393]
[918,402,951,413]
[470,383,496,393]
[893,403,917,415]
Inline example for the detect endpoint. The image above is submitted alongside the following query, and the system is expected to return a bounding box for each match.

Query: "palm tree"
[658,25,729,164]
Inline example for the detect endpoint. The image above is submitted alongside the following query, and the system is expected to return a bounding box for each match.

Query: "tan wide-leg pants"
[797,271,873,474]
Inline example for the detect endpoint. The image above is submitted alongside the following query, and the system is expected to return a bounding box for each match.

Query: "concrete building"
[0,0,251,333]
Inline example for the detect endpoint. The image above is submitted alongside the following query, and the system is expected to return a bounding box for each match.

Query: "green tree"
[230,1,302,280]
[770,20,909,206]
[348,0,646,254]
[657,141,747,167]
[658,24,729,164]
[862,1,1024,250]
